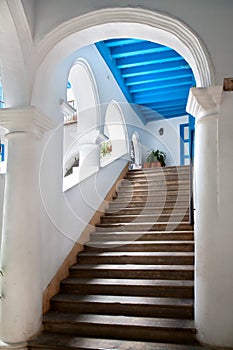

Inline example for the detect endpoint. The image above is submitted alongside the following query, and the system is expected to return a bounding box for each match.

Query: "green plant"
[146,149,166,167]
[100,140,112,158]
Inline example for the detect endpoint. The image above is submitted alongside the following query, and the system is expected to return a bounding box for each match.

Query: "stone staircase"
[28,166,201,350]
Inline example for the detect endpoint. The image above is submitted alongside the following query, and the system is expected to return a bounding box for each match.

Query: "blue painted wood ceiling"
[95,38,196,124]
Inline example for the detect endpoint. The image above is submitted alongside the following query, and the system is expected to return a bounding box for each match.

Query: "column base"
[0,341,27,350]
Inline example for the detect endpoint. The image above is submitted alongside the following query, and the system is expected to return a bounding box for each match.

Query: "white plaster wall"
[32,0,233,85]
[38,45,137,289]
[40,124,128,288]
[143,116,188,166]
[0,174,5,249]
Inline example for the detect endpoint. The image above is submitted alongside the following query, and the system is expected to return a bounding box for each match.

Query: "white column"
[0,107,54,347]
[186,86,233,347]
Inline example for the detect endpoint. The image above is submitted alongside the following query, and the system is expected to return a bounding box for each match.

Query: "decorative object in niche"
[159,127,164,136]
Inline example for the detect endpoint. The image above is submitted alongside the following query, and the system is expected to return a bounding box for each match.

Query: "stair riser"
[125,176,190,183]
[95,223,193,231]
[61,284,194,299]
[125,179,190,185]
[100,215,189,224]
[118,185,189,191]
[117,190,190,196]
[90,233,194,241]
[105,208,189,215]
[44,323,196,344]
[70,269,194,280]
[84,246,194,253]
[51,301,194,319]
[77,255,194,265]
[113,195,189,202]
[109,202,189,209]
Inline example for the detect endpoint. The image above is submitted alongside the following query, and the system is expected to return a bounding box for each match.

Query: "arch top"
[36,7,215,89]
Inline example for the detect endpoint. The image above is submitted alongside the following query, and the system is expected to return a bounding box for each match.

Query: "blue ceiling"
[95,38,196,124]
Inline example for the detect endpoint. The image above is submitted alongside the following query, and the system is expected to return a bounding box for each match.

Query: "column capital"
[0,106,56,137]
[186,86,223,118]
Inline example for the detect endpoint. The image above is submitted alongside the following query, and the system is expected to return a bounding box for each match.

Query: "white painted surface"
[1,2,233,347]
[143,116,188,166]
[0,174,5,249]
[32,0,232,85]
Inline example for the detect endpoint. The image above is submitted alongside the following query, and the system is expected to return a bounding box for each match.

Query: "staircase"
[29,166,200,350]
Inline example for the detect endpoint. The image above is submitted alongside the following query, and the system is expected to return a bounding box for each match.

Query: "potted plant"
[144,149,166,168]
[100,140,112,158]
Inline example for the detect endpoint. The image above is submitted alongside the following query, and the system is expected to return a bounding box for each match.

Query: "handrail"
[189,129,195,225]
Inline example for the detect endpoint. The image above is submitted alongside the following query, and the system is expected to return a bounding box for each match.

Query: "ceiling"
[95,38,196,124]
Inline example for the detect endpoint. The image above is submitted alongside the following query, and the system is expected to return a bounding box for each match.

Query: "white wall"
[0,174,5,250]
[32,0,233,85]
[143,116,188,166]
[38,44,138,289]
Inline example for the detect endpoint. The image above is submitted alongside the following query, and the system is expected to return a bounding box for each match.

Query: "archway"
[30,8,217,346]
[31,7,214,115]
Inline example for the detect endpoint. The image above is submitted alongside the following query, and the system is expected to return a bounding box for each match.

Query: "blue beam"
[133,87,190,101]
[104,38,145,47]
[129,79,194,93]
[140,98,188,110]
[111,42,171,58]
[125,69,194,86]
[121,60,190,77]
[117,51,184,69]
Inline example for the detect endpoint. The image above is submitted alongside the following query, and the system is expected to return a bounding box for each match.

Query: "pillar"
[187,86,233,348]
[0,107,54,348]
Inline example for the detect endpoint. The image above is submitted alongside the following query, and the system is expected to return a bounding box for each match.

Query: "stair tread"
[44,311,196,330]
[29,333,205,350]
[87,240,194,245]
[96,222,191,226]
[101,214,189,219]
[92,230,194,234]
[71,264,194,271]
[62,278,194,287]
[52,294,194,307]
[80,252,194,257]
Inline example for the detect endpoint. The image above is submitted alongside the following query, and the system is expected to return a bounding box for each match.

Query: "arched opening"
[31,10,216,346]
[101,100,128,167]
[62,58,101,189]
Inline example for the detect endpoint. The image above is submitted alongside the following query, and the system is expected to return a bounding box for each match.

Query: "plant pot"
[151,161,161,168]
[143,162,151,168]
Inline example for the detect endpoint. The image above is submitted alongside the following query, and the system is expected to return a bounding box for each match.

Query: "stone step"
[51,294,194,319]
[124,179,190,186]
[119,182,189,191]
[105,207,189,216]
[61,278,194,299]
[127,168,189,175]
[95,222,193,232]
[117,188,190,196]
[69,264,194,280]
[108,201,189,209]
[131,166,189,173]
[100,213,189,223]
[78,251,194,265]
[90,231,194,242]
[125,173,190,181]
[43,312,197,344]
[28,333,206,350]
[111,199,189,207]
[113,194,189,202]
[85,240,194,252]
